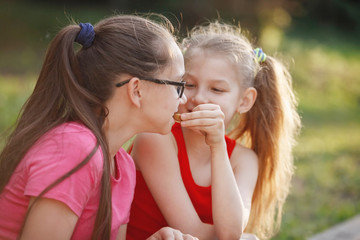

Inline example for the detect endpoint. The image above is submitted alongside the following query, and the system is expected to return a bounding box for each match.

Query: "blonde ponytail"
[230,56,301,239]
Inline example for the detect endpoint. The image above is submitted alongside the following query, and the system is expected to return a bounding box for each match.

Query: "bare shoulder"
[229,143,259,195]
[230,143,259,175]
[132,132,175,153]
[131,132,177,169]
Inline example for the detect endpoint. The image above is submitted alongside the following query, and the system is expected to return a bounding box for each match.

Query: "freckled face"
[180,51,242,127]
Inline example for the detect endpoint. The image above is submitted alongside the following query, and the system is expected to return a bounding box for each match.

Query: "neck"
[182,127,212,163]
[103,111,139,158]
[105,127,135,157]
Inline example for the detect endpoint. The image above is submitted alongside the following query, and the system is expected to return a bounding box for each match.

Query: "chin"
[151,120,174,135]
[162,120,175,134]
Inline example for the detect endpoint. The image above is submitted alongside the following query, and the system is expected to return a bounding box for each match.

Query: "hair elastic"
[254,48,267,63]
[75,23,95,49]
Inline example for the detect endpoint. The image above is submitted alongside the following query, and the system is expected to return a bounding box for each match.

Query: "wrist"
[209,139,227,151]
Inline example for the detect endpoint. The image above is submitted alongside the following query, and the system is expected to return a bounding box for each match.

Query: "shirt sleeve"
[24,127,103,217]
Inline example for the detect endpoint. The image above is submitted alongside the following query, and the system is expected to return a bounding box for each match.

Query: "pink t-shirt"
[0,122,136,240]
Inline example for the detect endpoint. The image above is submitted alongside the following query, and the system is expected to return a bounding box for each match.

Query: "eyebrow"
[185,73,230,85]
[183,73,196,81]
[209,79,230,85]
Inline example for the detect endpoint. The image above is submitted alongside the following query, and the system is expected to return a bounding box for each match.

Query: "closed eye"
[185,83,196,88]
[211,88,225,93]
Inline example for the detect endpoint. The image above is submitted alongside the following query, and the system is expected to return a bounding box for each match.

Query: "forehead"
[185,50,238,83]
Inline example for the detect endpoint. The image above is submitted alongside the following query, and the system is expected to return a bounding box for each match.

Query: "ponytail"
[230,57,301,239]
[0,24,112,239]
[1,14,179,240]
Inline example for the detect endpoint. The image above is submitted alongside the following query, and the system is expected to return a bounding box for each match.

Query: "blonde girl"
[0,14,198,240]
[127,21,301,240]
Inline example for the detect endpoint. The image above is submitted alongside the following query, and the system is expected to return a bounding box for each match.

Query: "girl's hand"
[147,227,199,240]
[180,104,225,147]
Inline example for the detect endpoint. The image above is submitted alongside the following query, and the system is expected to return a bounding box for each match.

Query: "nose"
[192,89,209,104]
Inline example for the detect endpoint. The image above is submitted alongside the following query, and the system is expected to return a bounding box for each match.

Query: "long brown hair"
[182,21,301,239]
[0,14,177,239]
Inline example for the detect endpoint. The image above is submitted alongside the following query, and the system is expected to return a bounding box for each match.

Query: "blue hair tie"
[75,23,95,49]
[254,48,267,63]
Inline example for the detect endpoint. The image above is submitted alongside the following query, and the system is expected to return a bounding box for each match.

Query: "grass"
[271,25,360,239]
[0,3,359,239]
[275,111,360,239]
[0,75,36,145]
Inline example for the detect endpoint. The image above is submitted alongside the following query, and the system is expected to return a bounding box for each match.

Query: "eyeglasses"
[115,77,185,98]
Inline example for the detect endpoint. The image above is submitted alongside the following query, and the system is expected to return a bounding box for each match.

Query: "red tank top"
[126,123,236,240]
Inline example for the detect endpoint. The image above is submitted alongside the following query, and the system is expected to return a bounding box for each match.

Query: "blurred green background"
[0,0,359,239]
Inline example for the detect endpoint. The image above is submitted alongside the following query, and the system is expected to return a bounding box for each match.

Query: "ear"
[127,77,142,108]
[237,87,257,114]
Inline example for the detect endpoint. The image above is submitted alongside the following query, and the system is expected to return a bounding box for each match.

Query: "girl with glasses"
[127,21,301,240]
[0,14,194,240]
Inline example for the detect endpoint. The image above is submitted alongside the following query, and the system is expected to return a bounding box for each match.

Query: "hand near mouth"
[178,104,226,147]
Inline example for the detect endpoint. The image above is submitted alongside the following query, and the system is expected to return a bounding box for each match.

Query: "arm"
[20,197,78,240]
[211,144,258,239]
[180,104,258,239]
[132,133,217,240]
[117,224,127,240]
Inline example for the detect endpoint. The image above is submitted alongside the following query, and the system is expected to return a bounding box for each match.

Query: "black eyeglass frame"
[115,77,185,98]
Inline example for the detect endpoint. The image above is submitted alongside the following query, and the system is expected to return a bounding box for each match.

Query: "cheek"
[158,89,178,111]
[184,88,195,99]
[156,85,176,101]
